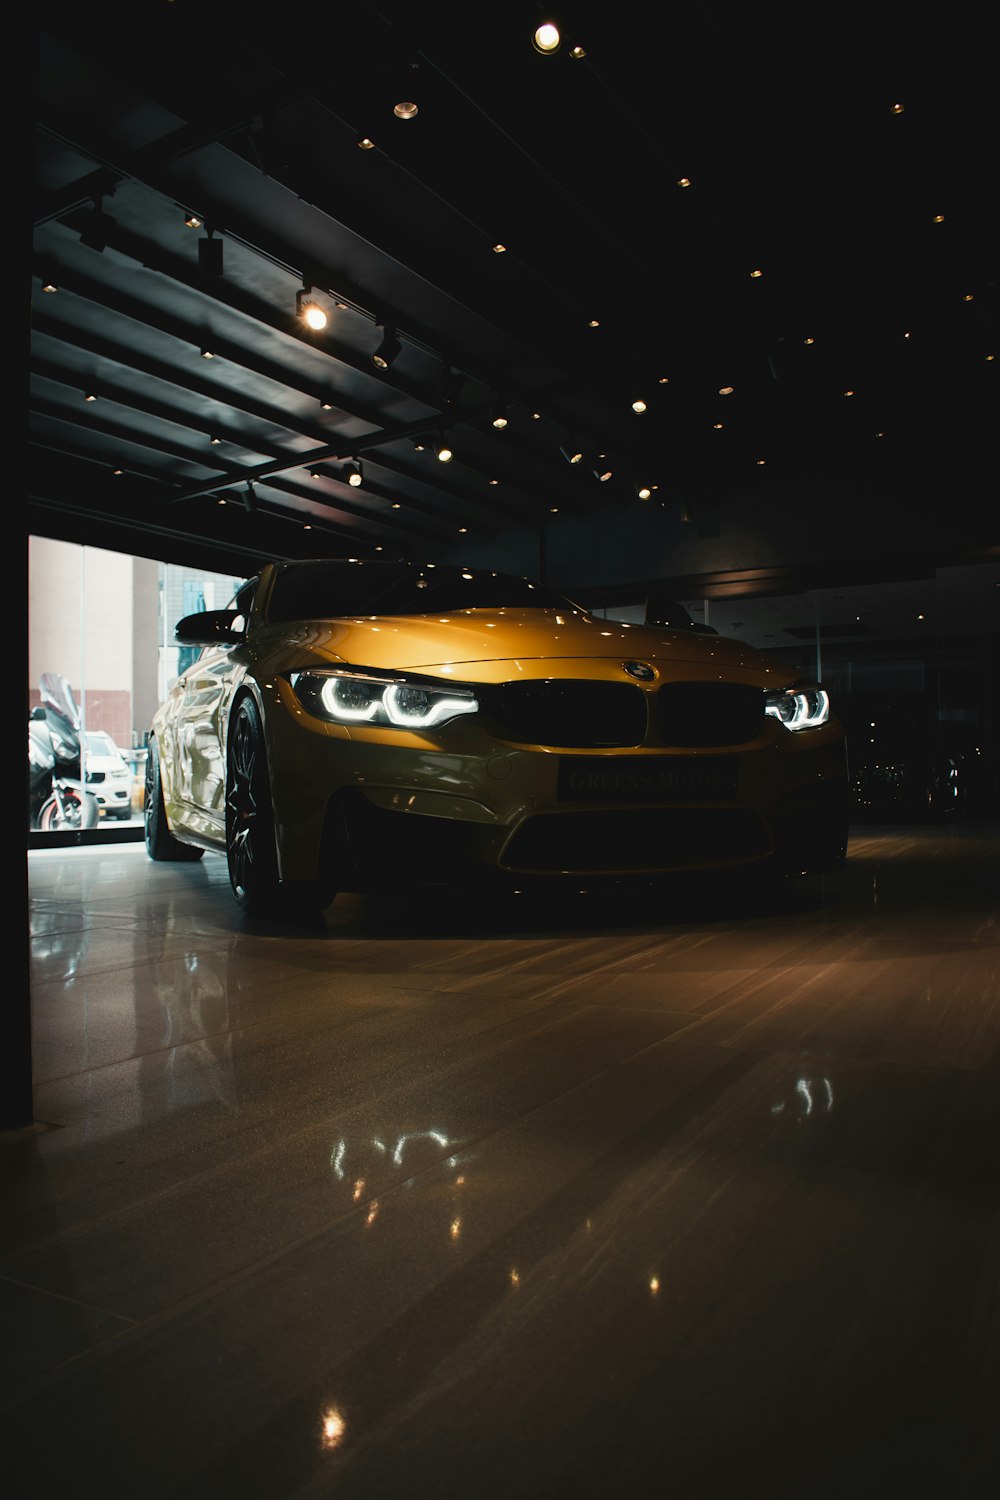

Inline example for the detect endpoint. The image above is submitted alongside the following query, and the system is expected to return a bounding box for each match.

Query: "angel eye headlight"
[321,677,381,721]
[290,670,479,730]
[383,683,475,728]
[765,685,830,732]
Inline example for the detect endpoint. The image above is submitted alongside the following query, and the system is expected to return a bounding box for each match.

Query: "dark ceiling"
[30,2,997,610]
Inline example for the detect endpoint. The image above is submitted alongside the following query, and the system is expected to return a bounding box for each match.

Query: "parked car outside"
[144,558,851,918]
[839,693,993,821]
[83,730,134,820]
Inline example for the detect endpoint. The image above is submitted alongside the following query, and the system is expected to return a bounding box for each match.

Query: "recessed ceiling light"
[357,137,375,150]
[719,386,734,396]
[891,103,905,114]
[532,23,560,54]
[750,268,763,278]
[492,243,507,253]
[393,101,418,120]
[677,177,692,188]
[587,318,600,328]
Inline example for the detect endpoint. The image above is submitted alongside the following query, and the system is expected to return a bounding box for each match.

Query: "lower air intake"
[501,807,771,873]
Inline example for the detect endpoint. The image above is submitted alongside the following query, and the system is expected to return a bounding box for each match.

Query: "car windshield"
[86,732,118,756]
[265,560,582,622]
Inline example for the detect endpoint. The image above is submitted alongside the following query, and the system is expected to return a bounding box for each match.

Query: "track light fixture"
[441,365,465,404]
[372,326,402,369]
[345,460,363,487]
[296,285,328,330]
[198,228,223,276]
[243,482,257,514]
[593,457,613,482]
[560,440,584,464]
[434,434,453,463]
[490,402,509,430]
[79,197,117,253]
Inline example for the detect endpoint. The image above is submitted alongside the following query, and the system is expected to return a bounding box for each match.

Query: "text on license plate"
[557,756,739,802]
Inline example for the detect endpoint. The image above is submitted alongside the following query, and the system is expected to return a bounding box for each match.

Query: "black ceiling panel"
[29,2,998,593]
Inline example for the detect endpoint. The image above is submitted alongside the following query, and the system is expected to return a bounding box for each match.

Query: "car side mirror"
[174,609,245,646]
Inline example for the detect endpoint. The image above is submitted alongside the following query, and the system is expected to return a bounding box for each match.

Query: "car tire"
[144,736,204,862]
[225,694,335,919]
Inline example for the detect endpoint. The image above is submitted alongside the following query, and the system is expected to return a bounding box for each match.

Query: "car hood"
[274,610,783,681]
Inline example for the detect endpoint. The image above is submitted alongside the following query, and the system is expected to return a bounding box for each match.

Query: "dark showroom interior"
[14,4,999,1497]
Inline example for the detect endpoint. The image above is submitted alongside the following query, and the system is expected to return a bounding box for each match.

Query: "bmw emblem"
[622,660,656,681]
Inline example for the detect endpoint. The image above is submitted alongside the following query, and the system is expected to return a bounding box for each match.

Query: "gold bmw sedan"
[145,558,849,917]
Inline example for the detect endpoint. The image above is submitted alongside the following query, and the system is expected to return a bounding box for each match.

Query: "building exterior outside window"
[28,536,244,832]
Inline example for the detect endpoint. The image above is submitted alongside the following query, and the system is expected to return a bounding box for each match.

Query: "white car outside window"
[84,732,134,820]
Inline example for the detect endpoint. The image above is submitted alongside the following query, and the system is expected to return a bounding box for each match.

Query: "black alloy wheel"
[225,695,335,919]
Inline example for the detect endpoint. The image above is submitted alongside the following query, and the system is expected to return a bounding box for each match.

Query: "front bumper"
[263,692,849,888]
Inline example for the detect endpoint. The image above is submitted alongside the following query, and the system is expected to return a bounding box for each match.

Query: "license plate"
[557,755,738,803]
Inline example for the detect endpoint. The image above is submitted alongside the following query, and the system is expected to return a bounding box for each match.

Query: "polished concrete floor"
[7,824,1000,1499]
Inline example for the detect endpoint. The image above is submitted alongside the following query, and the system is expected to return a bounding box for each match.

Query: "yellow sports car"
[145,558,849,917]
